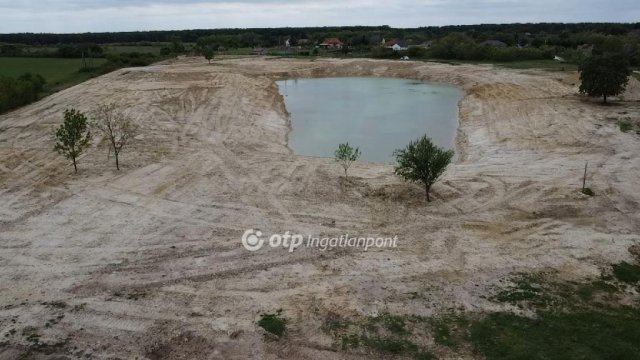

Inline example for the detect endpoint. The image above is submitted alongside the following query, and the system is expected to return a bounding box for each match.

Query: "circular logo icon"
[242,229,264,251]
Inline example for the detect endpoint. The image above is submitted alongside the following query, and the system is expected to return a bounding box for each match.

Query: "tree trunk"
[72,157,78,173]
[603,95,607,104]
[115,151,120,171]
[344,168,348,180]
[425,183,431,202]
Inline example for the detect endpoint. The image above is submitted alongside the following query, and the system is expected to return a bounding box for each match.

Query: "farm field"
[0,57,107,90]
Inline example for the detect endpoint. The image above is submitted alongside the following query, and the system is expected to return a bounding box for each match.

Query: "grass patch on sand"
[324,263,640,359]
[470,308,640,360]
[257,310,287,337]
[612,262,640,284]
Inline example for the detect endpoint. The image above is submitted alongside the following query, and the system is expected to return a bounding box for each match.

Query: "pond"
[277,77,463,163]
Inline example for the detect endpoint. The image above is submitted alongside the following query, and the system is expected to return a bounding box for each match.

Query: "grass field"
[103,45,164,55]
[0,57,107,86]
[427,58,579,71]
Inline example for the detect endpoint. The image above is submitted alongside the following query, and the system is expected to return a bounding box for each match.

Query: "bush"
[612,262,640,284]
[0,72,46,114]
[581,187,595,196]
[257,311,287,337]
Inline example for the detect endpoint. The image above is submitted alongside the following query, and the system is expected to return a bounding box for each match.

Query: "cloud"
[0,0,638,33]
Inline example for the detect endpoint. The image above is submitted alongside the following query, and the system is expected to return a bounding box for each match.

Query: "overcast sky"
[0,0,637,33]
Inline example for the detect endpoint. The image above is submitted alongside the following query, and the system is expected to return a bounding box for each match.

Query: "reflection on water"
[278,77,462,163]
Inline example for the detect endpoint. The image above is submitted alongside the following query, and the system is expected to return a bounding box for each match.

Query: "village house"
[319,38,344,49]
[384,39,408,51]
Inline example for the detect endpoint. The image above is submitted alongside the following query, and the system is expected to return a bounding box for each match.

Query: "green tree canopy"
[54,108,91,173]
[393,135,454,202]
[203,47,215,64]
[579,52,632,103]
[334,142,361,179]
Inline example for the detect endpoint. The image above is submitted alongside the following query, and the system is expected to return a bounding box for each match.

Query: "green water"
[278,77,462,163]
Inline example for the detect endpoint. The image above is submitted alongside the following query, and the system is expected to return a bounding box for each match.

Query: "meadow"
[0,57,107,89]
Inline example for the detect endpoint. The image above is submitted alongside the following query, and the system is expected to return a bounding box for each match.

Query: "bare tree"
[92,103,137,170]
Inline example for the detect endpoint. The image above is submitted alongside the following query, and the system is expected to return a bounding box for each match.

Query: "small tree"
[334,143,361,179]
[93,103,137,170]
[54,108,91,173]
[579,52,631,104]
[393,135,454,202]
[203,47,214,64]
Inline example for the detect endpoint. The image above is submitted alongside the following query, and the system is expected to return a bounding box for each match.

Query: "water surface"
[278,77,462,163]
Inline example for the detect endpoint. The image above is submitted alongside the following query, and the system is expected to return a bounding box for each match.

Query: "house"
[385,39,408,51]
[319,38,344,49]
[480,40,508,48]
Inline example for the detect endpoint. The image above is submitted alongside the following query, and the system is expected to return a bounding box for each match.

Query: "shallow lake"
[277,77,462,163]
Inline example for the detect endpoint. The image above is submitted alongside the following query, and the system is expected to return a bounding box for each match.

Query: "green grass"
[495,60,579,71]
[612,262,640,284]
[257,310,287,337]
[103,45,164,55]
[582,187,595,196]
[426,59,579,71]
[470,269,640,359]
[470,309,640,360]
[328,312,435,359]
[0,57,106,86]
[325,267,640,359]
[619,120,633,133]
[0,57,108,98]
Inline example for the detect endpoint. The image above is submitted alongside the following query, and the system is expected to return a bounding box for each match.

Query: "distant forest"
[1,23,639,47]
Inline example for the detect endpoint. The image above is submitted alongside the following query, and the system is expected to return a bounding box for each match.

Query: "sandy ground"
[1,57,639,359]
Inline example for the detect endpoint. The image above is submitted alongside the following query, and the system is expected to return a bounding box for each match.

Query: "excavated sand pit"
[1,57,639,358]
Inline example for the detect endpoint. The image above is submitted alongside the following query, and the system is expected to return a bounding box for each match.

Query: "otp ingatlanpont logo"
[241,229,265,251]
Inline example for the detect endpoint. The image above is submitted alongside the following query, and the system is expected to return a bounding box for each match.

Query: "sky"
[0,0,638,33]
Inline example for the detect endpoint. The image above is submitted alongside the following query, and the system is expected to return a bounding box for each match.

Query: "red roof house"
[319,38,344,49]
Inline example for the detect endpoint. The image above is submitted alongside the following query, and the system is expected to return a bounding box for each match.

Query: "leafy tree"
[92,104,137,170]
[579,52,632,104]
[169,35,185,54]
[393,135,454,202]
[334,143,361,179]
[203,47,215,64]
[54,109,92,173]
[0,73,45,114]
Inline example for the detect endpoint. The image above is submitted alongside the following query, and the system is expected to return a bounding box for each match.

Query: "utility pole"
[582,161,588,191]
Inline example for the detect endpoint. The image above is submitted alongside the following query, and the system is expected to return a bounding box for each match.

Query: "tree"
[169,35,185,55]
[203,47,214,64]
[579,52,632,104]
[334,143,361,179]
[92,104,137,170]
[54,109,91,173]
[393,135,454,202]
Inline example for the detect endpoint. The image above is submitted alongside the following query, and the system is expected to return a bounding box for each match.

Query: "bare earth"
[1,57,639,359]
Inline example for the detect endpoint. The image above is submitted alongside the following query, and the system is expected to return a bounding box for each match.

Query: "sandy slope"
[0,57,639,359]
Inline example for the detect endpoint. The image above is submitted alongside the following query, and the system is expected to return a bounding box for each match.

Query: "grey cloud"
[0,0,638,33]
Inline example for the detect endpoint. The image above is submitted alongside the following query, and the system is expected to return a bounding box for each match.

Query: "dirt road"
[1,57,639,358]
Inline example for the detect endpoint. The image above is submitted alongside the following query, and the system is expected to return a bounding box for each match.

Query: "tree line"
[1,23,637,46]
[0,73,46,113]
